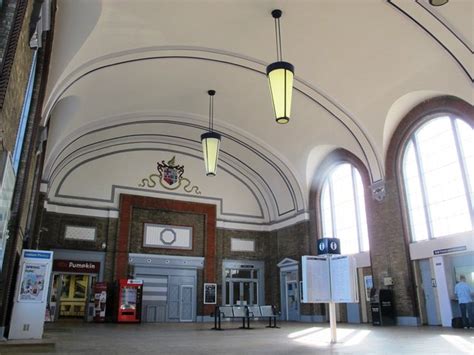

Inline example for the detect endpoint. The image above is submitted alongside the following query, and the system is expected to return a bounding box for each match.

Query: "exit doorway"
[49,273,97,321]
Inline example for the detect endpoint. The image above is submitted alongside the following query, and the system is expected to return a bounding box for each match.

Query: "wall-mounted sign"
[433,246,466,256]
[53,259,100,274]
[204,283,217,304]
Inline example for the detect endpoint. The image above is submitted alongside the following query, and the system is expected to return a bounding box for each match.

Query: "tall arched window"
[402,115,473,241]
[320,163,370,254]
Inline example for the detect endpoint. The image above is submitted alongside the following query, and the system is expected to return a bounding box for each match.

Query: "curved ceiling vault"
[41,0,473,230]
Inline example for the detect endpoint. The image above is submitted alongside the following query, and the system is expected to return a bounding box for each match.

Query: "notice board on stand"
[301,255,358,303]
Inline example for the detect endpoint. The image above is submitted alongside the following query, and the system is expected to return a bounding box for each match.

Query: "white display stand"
[8,249,53,340]
[301,254,358,343]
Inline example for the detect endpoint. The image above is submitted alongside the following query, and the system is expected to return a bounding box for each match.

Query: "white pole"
[329,301,337,344]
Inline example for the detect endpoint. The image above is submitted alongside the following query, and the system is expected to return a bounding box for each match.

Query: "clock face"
[330,241,338,251]
[318,241,325,251]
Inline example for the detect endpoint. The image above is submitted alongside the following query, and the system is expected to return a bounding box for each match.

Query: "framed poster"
[18,262,48,302]
[203,283,217,304]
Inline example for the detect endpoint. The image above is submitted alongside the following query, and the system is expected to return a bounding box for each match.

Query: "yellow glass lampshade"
[267,61,294,124]
[201,131,221,176]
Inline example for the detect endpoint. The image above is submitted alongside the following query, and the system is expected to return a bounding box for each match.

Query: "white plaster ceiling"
[41,0,473,228]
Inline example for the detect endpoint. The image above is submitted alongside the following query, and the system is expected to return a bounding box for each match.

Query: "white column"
[432,256,452,327]
[329,301,337,343]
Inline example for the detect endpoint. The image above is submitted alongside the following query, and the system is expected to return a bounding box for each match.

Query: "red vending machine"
[117,279,143,323]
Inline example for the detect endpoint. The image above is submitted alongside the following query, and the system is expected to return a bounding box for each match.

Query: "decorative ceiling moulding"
[41,49,383,183]
[417,0,472,52]
[388,0,473,82]
[45,140,277,219]
[49,148,272,222]
[44,200,310,233]
[44,136,293,218]
[42,116,305,217]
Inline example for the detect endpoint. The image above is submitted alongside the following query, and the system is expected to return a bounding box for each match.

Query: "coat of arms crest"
[138,156,201,195]
[157,156,184,188]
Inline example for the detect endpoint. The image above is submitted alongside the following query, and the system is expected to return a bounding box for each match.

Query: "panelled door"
[285,281,299,321]
[179,285,194,322]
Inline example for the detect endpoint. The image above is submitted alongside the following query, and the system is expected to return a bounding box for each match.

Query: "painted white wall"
[409,232,474,261]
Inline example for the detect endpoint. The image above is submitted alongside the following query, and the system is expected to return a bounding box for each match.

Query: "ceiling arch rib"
[44,118,307,226]
[42,49,384,183]
[388,0,473,81]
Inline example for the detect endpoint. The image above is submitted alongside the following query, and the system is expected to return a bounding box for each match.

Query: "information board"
[301,254,359,304]
[301,256,330,303]
[330,255,358,303]
[9,250,53,340]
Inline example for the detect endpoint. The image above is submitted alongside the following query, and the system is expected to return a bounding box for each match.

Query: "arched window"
[320,163,370,254]
[402,115,473,241]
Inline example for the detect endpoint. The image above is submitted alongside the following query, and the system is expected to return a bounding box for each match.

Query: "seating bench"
[212,305,250,330]
[211,305,279,330]
[248,305,279,328]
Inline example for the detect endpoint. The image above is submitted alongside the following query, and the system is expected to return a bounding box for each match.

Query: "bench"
[212,305,279,330]
[212,305,250,330]
[248,305,279,328]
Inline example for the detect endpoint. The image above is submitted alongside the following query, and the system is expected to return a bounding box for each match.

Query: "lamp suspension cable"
[208,90,214,131]
[274,13,282,61]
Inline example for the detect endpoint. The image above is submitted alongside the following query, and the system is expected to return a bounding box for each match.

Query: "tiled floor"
[0,321,473,354]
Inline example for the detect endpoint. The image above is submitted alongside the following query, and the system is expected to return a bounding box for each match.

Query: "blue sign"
[24,251,52,260]
[433,246,466,255]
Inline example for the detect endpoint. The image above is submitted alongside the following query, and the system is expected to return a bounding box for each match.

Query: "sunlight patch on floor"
[440,334,474,353]
[287,327,322,339]
[288,327,370,348]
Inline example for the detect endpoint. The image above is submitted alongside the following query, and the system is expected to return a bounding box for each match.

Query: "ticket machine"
[116,279,143,323]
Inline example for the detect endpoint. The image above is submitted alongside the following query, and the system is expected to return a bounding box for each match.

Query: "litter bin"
[370,289,395,326]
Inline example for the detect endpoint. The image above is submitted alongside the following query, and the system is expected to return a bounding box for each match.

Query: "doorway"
[179,285,194,322]
[285,281,299,321]
[222,260,264,307]
[277,258,300,321]
[49,273,96,321]
[419,259,440,325]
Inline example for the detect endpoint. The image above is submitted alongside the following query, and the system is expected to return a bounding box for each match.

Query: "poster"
[18,263,47,302]
[203,283,217,304]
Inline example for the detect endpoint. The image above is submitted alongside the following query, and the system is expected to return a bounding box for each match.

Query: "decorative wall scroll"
[138,156,201,195]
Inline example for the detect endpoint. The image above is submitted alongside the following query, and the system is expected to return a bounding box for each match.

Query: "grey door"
[419,259,440,325]
[286,281,299,321]
[179,285,193,322]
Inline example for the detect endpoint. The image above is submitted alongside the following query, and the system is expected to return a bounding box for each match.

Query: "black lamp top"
[271,9,282,18]
[208,90,216,96]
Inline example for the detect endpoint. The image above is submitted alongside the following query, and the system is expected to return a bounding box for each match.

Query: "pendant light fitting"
[266,9,294,124]
[201,90,221,176]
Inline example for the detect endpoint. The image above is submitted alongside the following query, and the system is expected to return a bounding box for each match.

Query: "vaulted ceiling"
[41,0,473,230]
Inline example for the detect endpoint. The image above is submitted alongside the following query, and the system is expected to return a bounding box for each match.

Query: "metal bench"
[212,305,279,330]
[258,305,279,328]
[212,305,251,330]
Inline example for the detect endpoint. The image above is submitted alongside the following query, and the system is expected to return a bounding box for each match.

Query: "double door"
[228,280,258,306]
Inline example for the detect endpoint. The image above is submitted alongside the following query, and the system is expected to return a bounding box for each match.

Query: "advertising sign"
[18,263,47,302]
[53,259,100,274]
[203,283,217,304]
[9,249,53,340]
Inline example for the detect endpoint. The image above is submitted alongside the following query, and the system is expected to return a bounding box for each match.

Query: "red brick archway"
[115,194,217,314]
